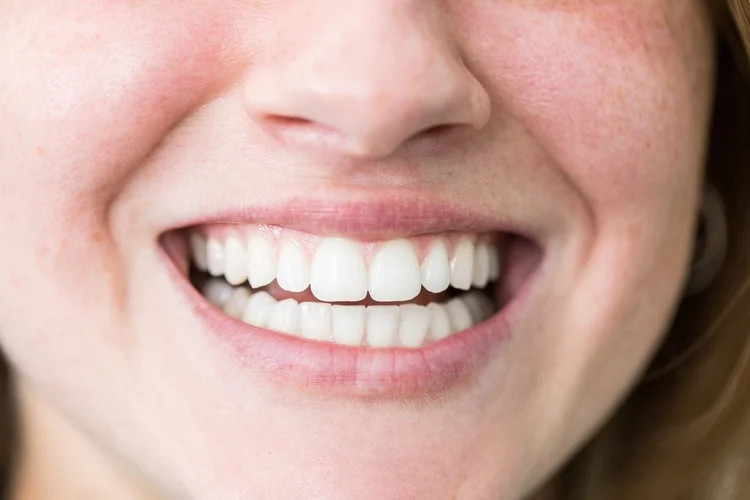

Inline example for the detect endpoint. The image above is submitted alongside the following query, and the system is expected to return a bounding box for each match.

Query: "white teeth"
[398,305,431,348]
[224,236,248,286]
[310,238,367,302]
[331,305,366,346]
[205,280,494,347]
[206,237,226,277]
[242,291,276,328]
[462,291,494,324]
[202,279,233,308]
[421,240,451,293]
[193,231,501,298]
[445,297,473,332]
[193,231,504,346]
[450,238,475,291]
[427,303,452,341]
[472,243,491,288]
[247,235,276,288]
[224,287,251,319]
[365,306,400,348]
[368,239,423,302]
[487,246,501,281]
[267,298,300,335]
[276,240,310,293]
[190,233,209,272]
[299,302,333,341]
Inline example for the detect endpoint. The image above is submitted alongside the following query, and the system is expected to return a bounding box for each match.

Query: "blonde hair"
[535,1,750,498]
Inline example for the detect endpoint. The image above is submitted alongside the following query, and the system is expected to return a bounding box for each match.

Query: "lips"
[161,199,543,397]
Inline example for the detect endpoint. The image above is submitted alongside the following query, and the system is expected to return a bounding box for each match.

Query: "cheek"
[0,2,245,213]
[0,3,247,282]
[464,2,714,209]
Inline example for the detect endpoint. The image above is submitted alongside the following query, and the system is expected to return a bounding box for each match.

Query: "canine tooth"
[398,305,431,348]
[472,243,490,288]
[331,305,366,346]
[206,237,225,277]
[369,239,422,302]
[365,306,400,348]
[276,240,310,293]
[267,298,300,335]
[224,236,248,285]
[299,302,333,341]
[488,246,501,281]
[247,235,277,288]
[224,288,251,319]
[310,238,367,302]
[421,240,451,293]
[242,291,277,328]
[190,232,209,272]
[427,303,452,341]
[445,297,473,332]
[450,239,475,290]
[202,279,233,308]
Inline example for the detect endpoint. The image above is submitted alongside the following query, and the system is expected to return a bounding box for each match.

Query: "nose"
[243,0,491,158]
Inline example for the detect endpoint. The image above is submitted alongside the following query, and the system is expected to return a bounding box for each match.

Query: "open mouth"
[162,212,541,395]
[187,226,507,349]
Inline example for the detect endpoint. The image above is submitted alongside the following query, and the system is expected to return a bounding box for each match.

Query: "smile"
[162,199,543,396]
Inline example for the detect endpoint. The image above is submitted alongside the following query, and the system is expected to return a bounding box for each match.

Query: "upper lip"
[162,191,547,244]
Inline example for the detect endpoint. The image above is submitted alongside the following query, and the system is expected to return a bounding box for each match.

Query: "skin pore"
[0,1,714,499]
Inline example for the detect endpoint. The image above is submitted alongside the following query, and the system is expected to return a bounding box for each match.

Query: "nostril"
[265,115,314,128]
[260,114,347,147]
[417,124,459,139]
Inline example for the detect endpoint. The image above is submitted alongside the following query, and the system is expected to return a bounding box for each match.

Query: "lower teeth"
[200,278,496,349]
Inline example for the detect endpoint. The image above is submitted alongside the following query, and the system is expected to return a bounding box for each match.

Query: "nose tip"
[242,3,491,158]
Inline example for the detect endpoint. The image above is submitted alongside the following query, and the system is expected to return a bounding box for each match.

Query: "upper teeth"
[190,228,501,302]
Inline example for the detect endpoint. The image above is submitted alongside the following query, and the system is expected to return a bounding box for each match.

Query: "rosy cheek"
[2,2,247,210]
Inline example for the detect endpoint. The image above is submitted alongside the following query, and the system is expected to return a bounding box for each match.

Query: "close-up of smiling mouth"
[161,200,544,396]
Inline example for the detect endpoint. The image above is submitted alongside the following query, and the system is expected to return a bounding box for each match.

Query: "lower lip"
[165,249,535,399]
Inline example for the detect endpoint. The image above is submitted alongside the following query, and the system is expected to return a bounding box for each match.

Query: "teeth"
[224,287,251,319]
[267,298,300,335]
[427,303,452,341]
[203,280,496,348]
[276,240,310,293]
[365,306,400,348]
[202,279,233,308]
[206,237,226,277]
[487,246,501,281]
[421,240,451,293]
[310,238,367,302]
[191,230,505,347]
[247,235,276,288]
[450,238,475,291]
[331,305,366,346]
[191,231,501,297]
[398,305,431,348]
[462,291,494,324]
[299,302,333,341]
[224,236,248,286]
[242,291,276,328]
[190,233,209,272]
[472,243,491,288]
[445,297,473,332]
[368,239,422,302]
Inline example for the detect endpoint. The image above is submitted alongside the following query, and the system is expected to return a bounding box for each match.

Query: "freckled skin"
[0,1,714,499]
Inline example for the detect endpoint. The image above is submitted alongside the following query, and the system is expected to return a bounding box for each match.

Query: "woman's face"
[0,1,714,499]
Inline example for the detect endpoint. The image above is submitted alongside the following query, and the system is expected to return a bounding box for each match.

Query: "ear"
[685,185,728,296]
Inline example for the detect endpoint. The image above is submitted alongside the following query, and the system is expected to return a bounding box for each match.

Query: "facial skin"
[0,1,714,499]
